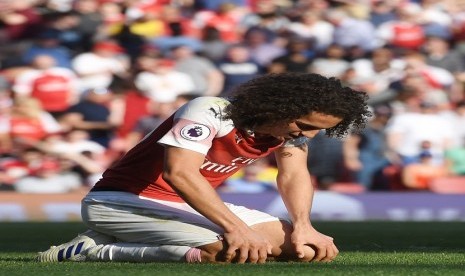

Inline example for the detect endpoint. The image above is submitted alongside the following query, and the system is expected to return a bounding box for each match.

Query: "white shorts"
[81,191,280,247]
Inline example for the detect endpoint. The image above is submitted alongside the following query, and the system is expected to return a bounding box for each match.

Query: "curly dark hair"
[224,73,371,138]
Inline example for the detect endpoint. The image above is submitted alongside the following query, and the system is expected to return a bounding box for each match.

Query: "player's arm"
[162,145,272,263]
[274,144,339,262]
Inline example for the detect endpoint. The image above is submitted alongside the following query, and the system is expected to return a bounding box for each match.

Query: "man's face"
[254,112,342,141]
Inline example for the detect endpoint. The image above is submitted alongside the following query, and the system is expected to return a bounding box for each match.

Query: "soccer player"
[37,73,370,264]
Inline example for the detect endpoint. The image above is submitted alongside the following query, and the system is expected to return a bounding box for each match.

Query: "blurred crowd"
[1,0,465,194]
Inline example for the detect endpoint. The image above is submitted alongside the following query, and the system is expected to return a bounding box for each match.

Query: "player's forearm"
[275,145,314,227]
[277,172,314,226]
[163,171,249,232]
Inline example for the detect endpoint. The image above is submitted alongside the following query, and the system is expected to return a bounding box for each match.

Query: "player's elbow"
[162,166,191,187]
[162,168,180,184]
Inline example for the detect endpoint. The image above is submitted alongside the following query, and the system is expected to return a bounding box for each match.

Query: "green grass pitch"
[1,221,464,275]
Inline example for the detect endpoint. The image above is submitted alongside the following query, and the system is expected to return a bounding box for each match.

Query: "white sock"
[86,243,193,263]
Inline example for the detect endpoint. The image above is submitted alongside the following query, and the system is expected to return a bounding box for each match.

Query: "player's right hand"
[223,227,272,264]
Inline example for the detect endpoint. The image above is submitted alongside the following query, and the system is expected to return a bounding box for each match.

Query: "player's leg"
[36,229,116,262]
[37,232,207,263]
[84,243,202,263]
[73,191,229,263]
[39,191,307,263]
[83,220,314,264]
[83,193,314,263]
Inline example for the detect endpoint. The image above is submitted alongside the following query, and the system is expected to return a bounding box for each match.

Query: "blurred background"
[0,0,464,223]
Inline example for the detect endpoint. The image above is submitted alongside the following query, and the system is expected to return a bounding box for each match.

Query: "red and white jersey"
[0,113,62,141]
[13,68,78,111]
[93,97,305,202]
[377,21,424,49]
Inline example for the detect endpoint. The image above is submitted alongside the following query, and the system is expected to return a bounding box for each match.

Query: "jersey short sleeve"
[157,97,232,155]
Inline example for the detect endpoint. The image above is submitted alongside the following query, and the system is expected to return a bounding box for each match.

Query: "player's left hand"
[291,224,339,262]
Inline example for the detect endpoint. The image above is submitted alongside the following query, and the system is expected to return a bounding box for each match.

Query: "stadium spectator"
[450,0,465,47]
[37,73,370,264]
[13,152,82,194]
[161,5,200,39]
[0,1,42,42]
[217,44,262,96]
[242,27,286,67]
[268,37,314,74]
[417,0,453,27]
[376,2,425,53]
[42,11,83,53]
[0,77,12,154]
[135,58,195,102]
[12,54,79,118]
[286,10,335,52]
[59,87,118,148]
[288,0,329,17]
[397,75,449,112]
[343,105,392,190]
[0,1,44,68]
[350,47,404,101]
[22,29,73,69]
[0,147,46,191]
[71,40,130,92]
[401,47,455,89]
[309,44,350,78]
[440,100,465,148]
[0,97,62,153]
[72,0,103,52]
[95,1,125,39]
[199,26,229,63]
[369,0,397,28]
[423,33,465,86]
[325,8,378,52]
[307,130,345,190]
[147,4,203,54]
[444,138,465,177]
[239,0,291,35]
[401,147,448,190]
[107,77,151,142]
[423,28,458,70]
[195,0,249,11]
[42,0,75,13]
[124,4,166,40]
[389,52,455,107]
[170,44,224,96]
[193,3,242,44]
[45,130,106,156]
[31,129,108,187]
[385,101,454,166]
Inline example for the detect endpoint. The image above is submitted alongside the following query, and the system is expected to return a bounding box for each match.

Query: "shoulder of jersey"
[187,97,229,114]
[189,96,229,107]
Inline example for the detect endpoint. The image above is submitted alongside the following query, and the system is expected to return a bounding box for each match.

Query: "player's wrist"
[292,219,312,231]
[223,221,251,235]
